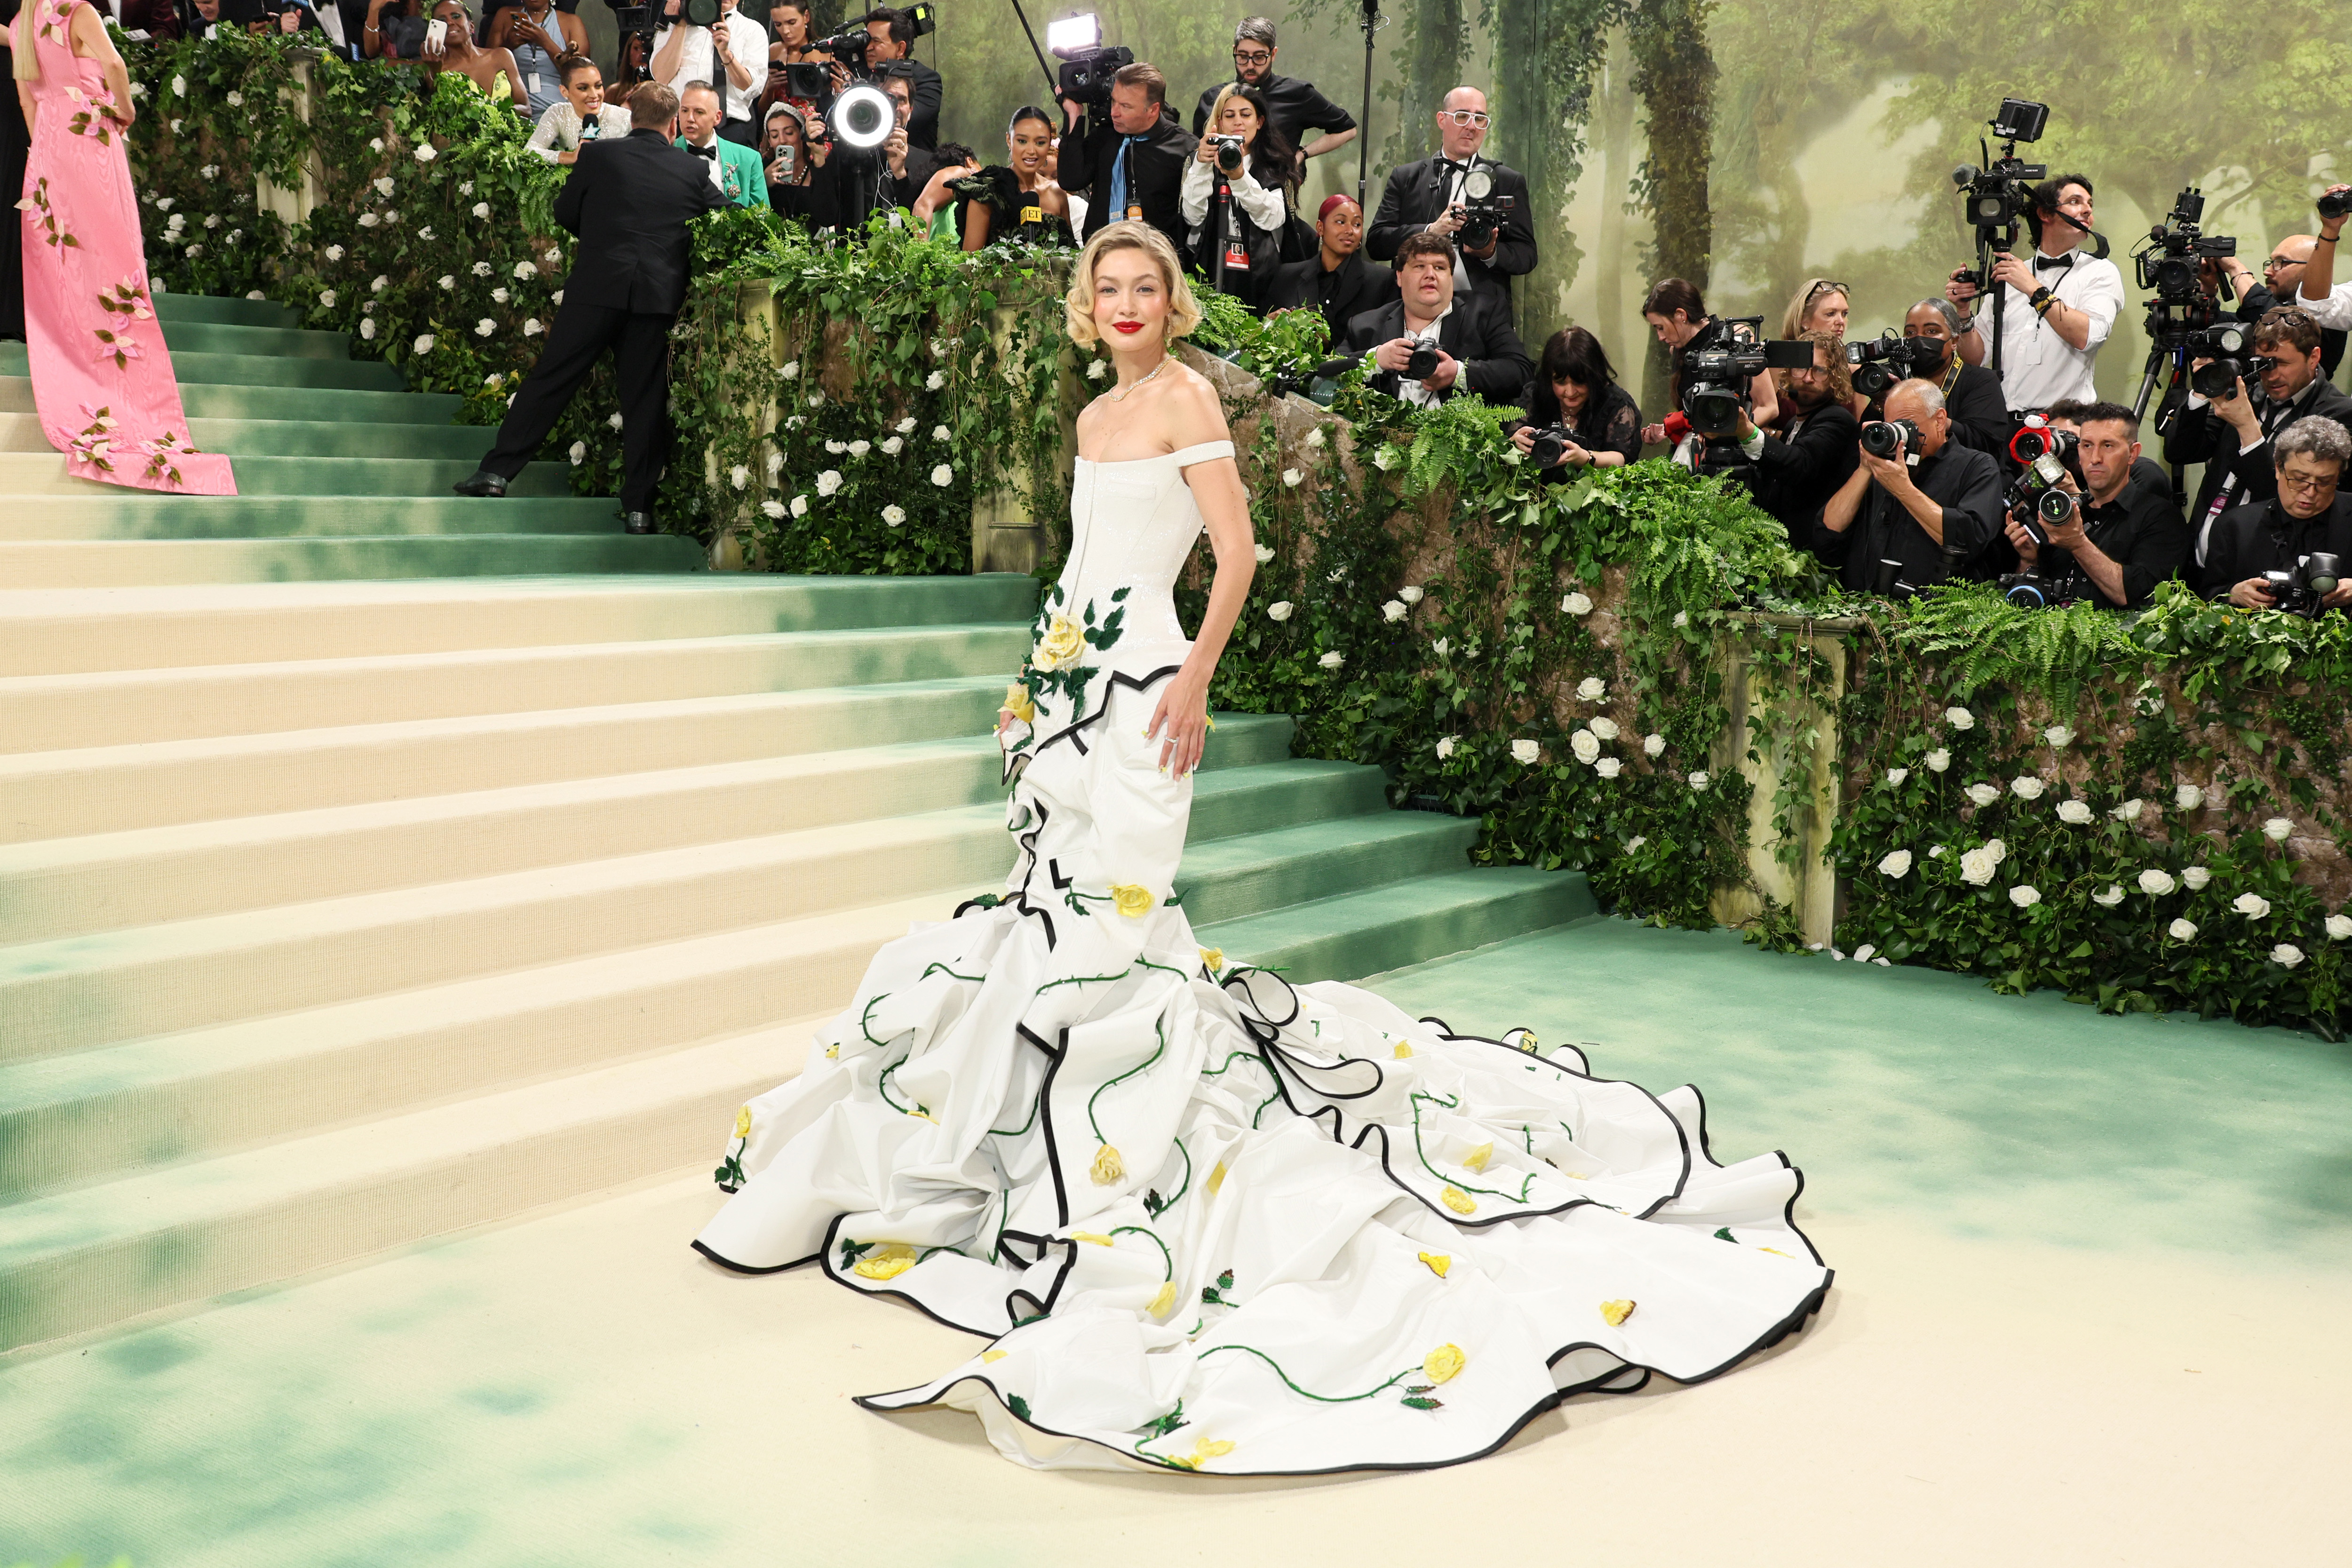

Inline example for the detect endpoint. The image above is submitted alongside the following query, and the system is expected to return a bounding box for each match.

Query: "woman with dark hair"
[958,105,1073,250]
[1638,275,1778,453]
[1181,80,1295,310]
[762,99,842,231]
[1508,326,1642,476]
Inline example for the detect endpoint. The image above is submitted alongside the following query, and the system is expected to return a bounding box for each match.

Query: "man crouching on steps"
[453,82,727,534]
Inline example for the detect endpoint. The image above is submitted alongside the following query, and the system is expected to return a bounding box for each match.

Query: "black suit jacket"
[1263,250,1397,334]
[1341,293,1532,402]
[893,58,943,151]
[1190,72,1355,143]
[1061,111,1198,256]
[2199,494,2352,602]
[555,128,729,317]
[1754,403,1860,537]
[2164,375,2352,561]
[1366,155,1536,308]
[2237,282,2346,378]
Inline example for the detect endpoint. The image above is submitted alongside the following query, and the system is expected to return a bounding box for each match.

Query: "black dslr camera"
[1402,345,1439,382]
[1679,317,1814,437]
[2130,188,2244,422]
[1859,417,1923,460]
[1048,12,1133,108]
[1455,165,1515,251]
[1845,332,1940,400]
[2262,551,2343,616]
[1209,135,1246,175]
[1527,425,1576,467]
[2002,417,2082,549]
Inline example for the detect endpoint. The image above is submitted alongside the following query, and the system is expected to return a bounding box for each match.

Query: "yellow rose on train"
[1001,683,1036,724]
[1033,615,1086,671]
[1111,883,1155,918]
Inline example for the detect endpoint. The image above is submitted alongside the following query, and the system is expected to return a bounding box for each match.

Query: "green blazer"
[675,135,771,210]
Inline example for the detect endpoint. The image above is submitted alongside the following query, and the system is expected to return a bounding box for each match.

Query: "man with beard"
[2217,235,2344,378]
[2002,402,2187,608]
[1728,329,1859,539]
[1189,16,1355,175]
[1263,193,1395,331]
[1892,297,2008,456]
[2163,306,2352,567]
[2200,415,2352,610]
[1811,379,2004,590]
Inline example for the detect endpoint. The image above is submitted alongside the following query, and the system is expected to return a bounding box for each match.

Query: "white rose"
[437,274,456,290]
[1624,836,1646,852]
[882,504,906,527]
[608,413,624,430]
[568,440,587,466]
[1431,637,1449,658]
[1562,591,1593,616]
[1305,427,1326,448]
[491,287,510,303]
[1595,756,1623,779]
[1644,733,1665,758]
[318,289,337,308]
[1963,783,1999,807]
[2182,867,2211,890]
[414,143,437,162]
[808,394,826,407]
[2057,800,2093,824]
[2233,892,2273,919]
[1569,730,1601,765]
[1282,468,1304,487]
[1253,543,1274,564]
[2092,884,2125,907]
[1929,846,1946,859]
[183,243,203,257]
[2175,783,2204,811]
[1925,748,1951,772]
[2011,776,2046,800]
[728,465,750,491]
[2009,884,2042,908]
[1511,739,1541,765]
[204,214,222,230]
[2326,914,2352,940]
[777,361,800,382]
[373,176,396,197]
[170,117,183,132]
[171,74,186,96]
[1672,610,1690,629]
[465,200,489,221]
[1435,735,1457,760]
[512,262,534,281]
[1267,601,1293,622]
[523,318,542,337]
[1688,771,1710,792]
[816,470,843,496]
[2111,798,2145,821]
[1576,677,1606,701]
[324,244,344,262]
[1372,446,1398,471]
[459,182,474,197]
[926,371,946,390]
[755,500,784,520]
[931,425,950,441]
[1382,599,1407,623]
[1945,706,1974,731]
[2272,943,2306,968]
[930,464,954,488]
[878,437,901,457]
[2138,868,2177,896]
[474,319,494,337]
[848,440,871,458]
[2264,817,2294,842]
[1086,359,1107,381]
[1877,850,1913,879]
[2169,918,2200,941]
[358,318,377,340]
[1986,838,2007,864]
[368,136,384,152]
[894,417,917,435]
[1958,846,1999,886]
[1398,586,1423,605]
[2042,724,2074,747]
[1886,767,1909,787]
[224,90,244,107]
[825,441,846,455]
[372,275,390,294]
[1319,650,1346,669]
[413,334,435,353]
[790,495,809,518]
[201,164,219,180]
[1589,717,1619,741]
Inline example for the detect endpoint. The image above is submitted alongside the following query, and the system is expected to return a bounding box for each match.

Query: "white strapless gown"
[692,440,1831,1474]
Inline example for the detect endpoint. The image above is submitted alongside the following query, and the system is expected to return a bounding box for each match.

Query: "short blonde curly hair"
[1064,221,1203,349]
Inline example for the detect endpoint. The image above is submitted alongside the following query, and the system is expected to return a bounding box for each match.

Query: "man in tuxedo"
[1263,193,1395,333]
[1058,62,1198,255]
[454,83,727,534]
[1365,86,1535,313]
[856,6,941,151]
[1341,231,1531,405]
[1188,16,1355,174]
[2164,306,2352,567]
[1944,173,2123,413]
[676,80,768,209]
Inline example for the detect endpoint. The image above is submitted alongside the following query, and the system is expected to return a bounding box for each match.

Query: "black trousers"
[482,300,673,512]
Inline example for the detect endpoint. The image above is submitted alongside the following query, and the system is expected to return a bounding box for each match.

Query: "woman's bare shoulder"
[1154,361,1231,446]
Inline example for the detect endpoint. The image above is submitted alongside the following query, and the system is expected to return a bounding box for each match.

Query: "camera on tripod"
[2129,188,2244,422]
[1949,98,2049,290]
[2137,187,2237,300]
[2261,551,2342,616]
[1845,332,1939,400]
[1455,166,1515,250]
[1679,318,1813,437]
[1048,13,1133,108]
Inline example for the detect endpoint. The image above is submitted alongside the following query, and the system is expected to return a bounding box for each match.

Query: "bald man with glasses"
[2217,236,2347,379]
[1366,86,1535,312]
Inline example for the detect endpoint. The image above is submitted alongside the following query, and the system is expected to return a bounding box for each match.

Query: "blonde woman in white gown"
[692,221,1832,1475]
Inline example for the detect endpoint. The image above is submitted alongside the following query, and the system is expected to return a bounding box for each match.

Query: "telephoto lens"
[2191,358,2245,400]
[1859,419,1918,459]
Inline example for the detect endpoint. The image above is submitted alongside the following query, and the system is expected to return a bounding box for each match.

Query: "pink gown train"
[17,0,233,494]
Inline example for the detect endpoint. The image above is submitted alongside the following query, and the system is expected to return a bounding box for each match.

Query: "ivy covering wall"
[124,34,2352,1041]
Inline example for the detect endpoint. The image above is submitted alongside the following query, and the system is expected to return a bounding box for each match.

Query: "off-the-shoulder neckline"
[1073,440,1236,467]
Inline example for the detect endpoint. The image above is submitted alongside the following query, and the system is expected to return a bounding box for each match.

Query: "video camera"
[810,1,936,80]
[1949,98,2050,293]
[1679,317,1815,437]
[1455,164,1515,251]
[1047,13,1133,108]
[1845,332,1943,400]
[2126,188,2245,423]
[2261,550,2342,617]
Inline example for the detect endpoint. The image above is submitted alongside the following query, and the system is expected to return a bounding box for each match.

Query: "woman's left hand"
[1145,669,1212,778]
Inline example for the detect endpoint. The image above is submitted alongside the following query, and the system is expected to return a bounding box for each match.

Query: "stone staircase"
[0,293,1592,1353]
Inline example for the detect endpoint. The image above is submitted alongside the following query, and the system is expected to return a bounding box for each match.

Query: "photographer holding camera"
[1945,174,2123,413]
[1731,330,1859,538]
[2001,403,2186,608]
[1812,379,2003,590]
[1638,279,1780,454]
[2280,185,2352,339]
[2214,235,2345,379]
[845,7,940,151]
[1189,18,1355,175]
[2198,415,2352,612]
[1506,326,1642,477]
[2163,305,2352,565]
[1341,231,1531,408]
[650,0,763,148]
[1060,62,1198,255]
[1366,88,1534,312]
[1182,83,1295,310]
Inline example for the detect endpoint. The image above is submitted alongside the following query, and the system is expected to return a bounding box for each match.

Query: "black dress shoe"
[452,470,508,498]
[622,511,656,535]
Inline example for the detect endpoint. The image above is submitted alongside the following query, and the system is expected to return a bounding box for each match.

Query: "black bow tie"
[2034,254,2073,271]
[688,143,718,160]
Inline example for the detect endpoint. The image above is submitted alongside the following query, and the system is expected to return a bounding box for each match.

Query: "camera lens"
[2320,191,2352,221]
[1860,421,1904,458]
[2037,488,2075,524]
[2003,581,2050,608]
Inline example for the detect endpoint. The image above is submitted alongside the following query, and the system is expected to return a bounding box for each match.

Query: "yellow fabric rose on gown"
[1461,1140,1493,1173]
[1164,1437,1235,1471]
[1001,682,1036,724]
[1422,1344,1466,1384]
[1033,614,1086,671]
[1070,1231,1114,1246]
[1439,1185,1477,1214]
[1206,1160,1228,1194]
[1148,1281,1178,1318]
[1090,1145,1124,1185]
[1417,1251,1451,1278]
[1110,883,1154,918]
[1198,946,1224,973]
[851,1243,918,1281]
[1599,1298,1637,1326]
[733,1106,752,1139]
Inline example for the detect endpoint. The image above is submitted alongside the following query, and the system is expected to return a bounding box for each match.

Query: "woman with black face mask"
[1895,296,2011,457]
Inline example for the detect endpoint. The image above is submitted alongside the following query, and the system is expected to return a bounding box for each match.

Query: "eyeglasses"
[1232,48,1271,65]
[2279,471,2340,495]
[1439,110,1491,127]
[2264,255,2306,271]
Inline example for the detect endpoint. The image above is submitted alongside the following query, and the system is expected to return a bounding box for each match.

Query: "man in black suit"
[2199,415,2352,609]
[454,83,726,533]
[1058,62,1198,255]
[2163,305,2352,569]
[1264,193,1395,333]
[1188,16,1356,173]
[1366,87,1535,313]
[2219,237,2345,379]
[1341,231,1531,405]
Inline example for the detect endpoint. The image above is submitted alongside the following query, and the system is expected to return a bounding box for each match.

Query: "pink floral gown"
[16,0,233,493]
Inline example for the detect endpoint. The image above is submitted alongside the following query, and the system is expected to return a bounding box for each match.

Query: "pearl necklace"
[1103,355,1171,402]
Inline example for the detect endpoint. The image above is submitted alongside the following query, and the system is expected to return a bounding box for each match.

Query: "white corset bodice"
[1056,440,1234,664]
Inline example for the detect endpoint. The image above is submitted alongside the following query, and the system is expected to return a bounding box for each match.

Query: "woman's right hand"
[1640,422,1667,446]
[1509,427,1536,456]
[557,148,578,164]
[1194,140,1218,165]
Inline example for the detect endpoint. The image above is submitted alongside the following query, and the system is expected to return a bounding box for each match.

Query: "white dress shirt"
[655,10,765,123]
[1969,245,2124,412]
[1179,158,1286,232]
[527,101,635,162]
[1396,304,1453,410]
[2296,278,2352,330]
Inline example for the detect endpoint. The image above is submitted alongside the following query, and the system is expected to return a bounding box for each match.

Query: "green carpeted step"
[151,291,302,328]
[2,493,647,541]
[1187,757,1386,841]
[159,319,353,361]
[1175,811,1482,926]
[1198,866,1597,987]
[0,342,402,392]
[176,416,506,460]
[0,533,706,588]
[1,374,465,426]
